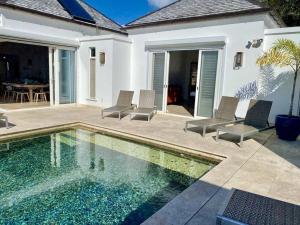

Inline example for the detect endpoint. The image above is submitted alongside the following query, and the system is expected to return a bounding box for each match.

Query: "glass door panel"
[59,50,76,104]
[152,53,166,111]
[196,51,219,117]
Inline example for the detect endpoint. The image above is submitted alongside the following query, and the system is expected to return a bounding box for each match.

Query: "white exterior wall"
[0,7,118,40]
[128,14,277,117]
[78,36,131,107]
[112,39,132,102]
[78,38,114,107]
[263,27,300,121]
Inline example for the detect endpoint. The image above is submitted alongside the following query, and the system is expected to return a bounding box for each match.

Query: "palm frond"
[274,39,300,66]
[274,39,298,54]
[257,48,294,68]
[257,38,300,116]
[257,39,300,71]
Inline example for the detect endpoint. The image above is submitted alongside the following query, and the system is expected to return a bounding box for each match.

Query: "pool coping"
[0,122,231,225]
[0,122,225,163]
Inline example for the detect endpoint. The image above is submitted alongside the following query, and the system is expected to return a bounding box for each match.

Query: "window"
[89,48,96,99]
[90,47,96,58]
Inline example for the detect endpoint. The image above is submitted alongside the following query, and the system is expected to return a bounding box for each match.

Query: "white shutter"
[152,53,165,110]
[197,51,219,117]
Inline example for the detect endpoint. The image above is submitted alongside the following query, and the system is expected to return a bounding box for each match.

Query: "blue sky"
[85,0,175,25]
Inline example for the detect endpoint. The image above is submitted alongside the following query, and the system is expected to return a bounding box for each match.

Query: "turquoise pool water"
[0,128,215,225]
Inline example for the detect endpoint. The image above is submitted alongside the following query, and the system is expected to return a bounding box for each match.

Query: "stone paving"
[0,105,299,225]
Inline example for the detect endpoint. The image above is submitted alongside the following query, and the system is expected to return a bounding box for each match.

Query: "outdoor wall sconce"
[99,52,105,65]
[246,39,264,49]
[234,52,244,69]
[252,39,264,48]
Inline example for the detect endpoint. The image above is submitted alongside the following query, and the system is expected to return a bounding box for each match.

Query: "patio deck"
[0,105,299,225]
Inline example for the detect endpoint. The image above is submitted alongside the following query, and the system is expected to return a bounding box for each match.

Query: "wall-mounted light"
[99,52,105,65]
[246,39,264,49]
[252,39,264,48]
[234,52,244,70]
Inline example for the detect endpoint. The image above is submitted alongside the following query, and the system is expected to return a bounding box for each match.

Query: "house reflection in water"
[48,129,206,185]
[50,130,105,173]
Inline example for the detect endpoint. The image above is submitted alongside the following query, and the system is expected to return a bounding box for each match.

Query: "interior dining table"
[2,82,49,102]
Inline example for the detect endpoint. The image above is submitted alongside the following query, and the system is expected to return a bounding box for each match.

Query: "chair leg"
[216,129,220,142]
[4,117,8,129]
[101,111,104,119]
[119,112,121,120]
[202,126,207,137]
[184,122,188,133]
[240,135,244,148]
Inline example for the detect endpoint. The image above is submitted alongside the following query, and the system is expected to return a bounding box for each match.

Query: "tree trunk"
[289,71,298,116]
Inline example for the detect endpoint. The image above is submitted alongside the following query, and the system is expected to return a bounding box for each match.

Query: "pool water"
[0,128,215,225]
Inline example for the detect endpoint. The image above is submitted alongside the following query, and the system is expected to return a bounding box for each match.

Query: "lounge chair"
[217,189,300,225]
[0,113,8,129]
[216,99,272,147]
[185,96,240,137]
[129,90,156,122]
[101,90,134,120]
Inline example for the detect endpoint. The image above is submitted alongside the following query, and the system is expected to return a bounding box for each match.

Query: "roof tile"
[0,0,124,33]
[127,0,268,27]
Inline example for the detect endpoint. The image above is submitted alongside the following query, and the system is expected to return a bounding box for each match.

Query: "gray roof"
[127,0,269,28]
[0,0,125,33]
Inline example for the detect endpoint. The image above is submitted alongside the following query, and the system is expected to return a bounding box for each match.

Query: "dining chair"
[16,89,30,104]
[4,86,16,101]
[34,89,48,102]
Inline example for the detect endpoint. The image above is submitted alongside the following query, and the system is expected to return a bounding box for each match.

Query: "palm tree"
[257,39,300,116]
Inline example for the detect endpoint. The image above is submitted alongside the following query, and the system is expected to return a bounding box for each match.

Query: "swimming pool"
[0,128,215,224]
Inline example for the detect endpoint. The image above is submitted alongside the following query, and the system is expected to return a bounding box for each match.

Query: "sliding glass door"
[151,50,220,117]
[152,52,169,111]
[58,50,76,104]
[195,51,219,117]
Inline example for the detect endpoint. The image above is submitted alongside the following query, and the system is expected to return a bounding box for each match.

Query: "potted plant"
[257,39,300,141]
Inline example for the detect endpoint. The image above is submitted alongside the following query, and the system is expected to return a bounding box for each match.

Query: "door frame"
[162,52,170,112]
[150,47,224,117]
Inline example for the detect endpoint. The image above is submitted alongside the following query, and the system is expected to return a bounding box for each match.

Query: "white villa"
[0,0,299,122]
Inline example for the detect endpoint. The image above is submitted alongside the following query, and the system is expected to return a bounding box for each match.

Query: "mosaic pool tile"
[0,128,215,224]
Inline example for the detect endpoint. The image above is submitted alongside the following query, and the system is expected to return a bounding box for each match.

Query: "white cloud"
[148,0,176,8]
